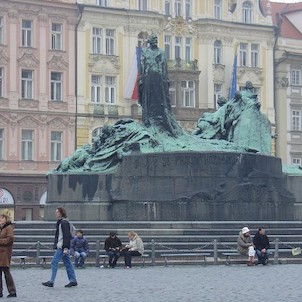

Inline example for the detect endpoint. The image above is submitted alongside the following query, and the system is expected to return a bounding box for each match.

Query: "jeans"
[106,251,120,267]
[255,249,269,264]
[50,249,77,284]
[74,251,87,267]
[123,251,141,268]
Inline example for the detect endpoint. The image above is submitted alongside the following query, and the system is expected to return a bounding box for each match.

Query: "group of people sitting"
[237,226,270,266]
[70,230,144,268]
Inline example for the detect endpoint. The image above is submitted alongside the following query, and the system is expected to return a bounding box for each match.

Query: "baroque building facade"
[0,0,77,220]
[0,0,281,220]
[271,2,302,166]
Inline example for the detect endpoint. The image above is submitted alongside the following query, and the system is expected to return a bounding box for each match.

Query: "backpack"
[69,222,77,238]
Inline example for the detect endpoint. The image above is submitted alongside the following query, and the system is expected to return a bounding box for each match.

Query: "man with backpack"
[42,207,78,288]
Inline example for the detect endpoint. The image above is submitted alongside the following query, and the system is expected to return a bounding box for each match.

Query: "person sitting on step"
[104,231,123,268]
[122,231,144,268]
[253,227,270,265]
[237,227,255,266]
[70,230,89,268]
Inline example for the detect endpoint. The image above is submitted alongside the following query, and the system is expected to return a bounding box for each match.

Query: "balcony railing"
[167,59,199,71]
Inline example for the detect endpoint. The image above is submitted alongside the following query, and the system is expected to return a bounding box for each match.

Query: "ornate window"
[165,0,171,15]
[91,75,102,103]
[51,23,62,50]
[139,0,148,11]
[97,0,108,6]
[292,110,301,131]
[214,40,222,64]
[185,0,191,19]
[105,29,115,55]
[92,27,102,54]
[181,80,195,107]
[175,0,182,17]
[164,35,171,60]
[239,43,248,67]
[185,37,192,61]
[51,131,62,161]
[138,32,148,48]
[175,36,182,59]
[21,70,33,99]
[50,72,62,101]
[214,0,222,20]
[105,76,116,104]
[214,83,222,109]
[291,69,301,86]
[242,1,252,24]
[22,20,32,47]
[251,43,259,67]
[292,158,301,166]
[169,81,176,106]
[21,130,33,160]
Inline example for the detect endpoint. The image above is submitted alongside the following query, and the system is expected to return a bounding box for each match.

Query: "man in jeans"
[42,207,78,288]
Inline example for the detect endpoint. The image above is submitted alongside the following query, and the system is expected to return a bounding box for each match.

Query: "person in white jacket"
[123,231,144,268]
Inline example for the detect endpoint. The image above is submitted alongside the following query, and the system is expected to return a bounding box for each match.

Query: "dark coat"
[0,222,14,267]
[53,219,71,249]
[253,231,270,250]
[104,236,122,252]
[71,237,89,255]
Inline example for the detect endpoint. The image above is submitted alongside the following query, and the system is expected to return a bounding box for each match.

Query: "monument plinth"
[45,152,294,221]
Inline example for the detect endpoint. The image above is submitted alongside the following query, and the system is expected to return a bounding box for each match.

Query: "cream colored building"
[75,0,275,147]
[271,2,302,165]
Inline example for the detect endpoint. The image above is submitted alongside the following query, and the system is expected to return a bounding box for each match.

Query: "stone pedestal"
[45,152,295,221]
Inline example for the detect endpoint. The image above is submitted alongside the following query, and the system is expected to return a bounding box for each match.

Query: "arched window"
[242,1,252,24]
[214,40,222,64]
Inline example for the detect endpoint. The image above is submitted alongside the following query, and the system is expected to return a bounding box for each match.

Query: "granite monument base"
[45,152,295,221]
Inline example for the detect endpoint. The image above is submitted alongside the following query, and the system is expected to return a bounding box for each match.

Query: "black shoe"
[65,281,78,288]
[0,293,2,297]
[42,281,54,287]
[7,293,17,298]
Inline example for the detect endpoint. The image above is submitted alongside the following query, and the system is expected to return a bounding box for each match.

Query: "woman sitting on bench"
[122,231,144,268]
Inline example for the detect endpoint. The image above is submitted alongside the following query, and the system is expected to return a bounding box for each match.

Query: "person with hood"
[70,230,89,268]
[42,207,78,288]
[253,227,270,265]
[0,214,17,298]
[237,226,255,266]
[104,231,122,268]
[122,231,144,268]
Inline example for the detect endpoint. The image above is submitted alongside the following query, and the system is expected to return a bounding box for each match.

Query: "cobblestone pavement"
[7,264,302,302]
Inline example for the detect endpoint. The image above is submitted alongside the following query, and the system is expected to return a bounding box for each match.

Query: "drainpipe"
[75,4,84,150]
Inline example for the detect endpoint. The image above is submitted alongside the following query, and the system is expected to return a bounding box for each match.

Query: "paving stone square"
[8,264,302,302]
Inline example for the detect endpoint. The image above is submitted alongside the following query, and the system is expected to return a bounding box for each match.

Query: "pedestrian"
[0,214,17,298]
[122,231,144,268]
[42,207,78,288]
[104,231,122,268]
[70,230,89,268]
[237,226,255,266]
[253,227,270,265]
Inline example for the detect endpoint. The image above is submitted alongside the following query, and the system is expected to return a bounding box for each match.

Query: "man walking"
[42,207,78,288]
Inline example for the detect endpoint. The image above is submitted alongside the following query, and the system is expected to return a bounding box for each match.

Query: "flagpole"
[229,43,238,100]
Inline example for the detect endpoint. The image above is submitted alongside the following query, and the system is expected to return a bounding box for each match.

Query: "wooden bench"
[99,254,150,267]
[160,253,211,266]
[11,256,29,268]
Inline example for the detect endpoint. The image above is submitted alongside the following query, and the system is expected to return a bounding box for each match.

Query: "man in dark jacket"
[42,207,78,288]
[104,231,122,268]
[71,230,89,268]
[253,227,270,265]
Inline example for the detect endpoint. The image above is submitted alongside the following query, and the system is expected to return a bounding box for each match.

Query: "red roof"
[269,1,302,39]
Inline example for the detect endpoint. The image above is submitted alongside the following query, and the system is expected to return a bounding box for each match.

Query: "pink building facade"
[0,0,77,220]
